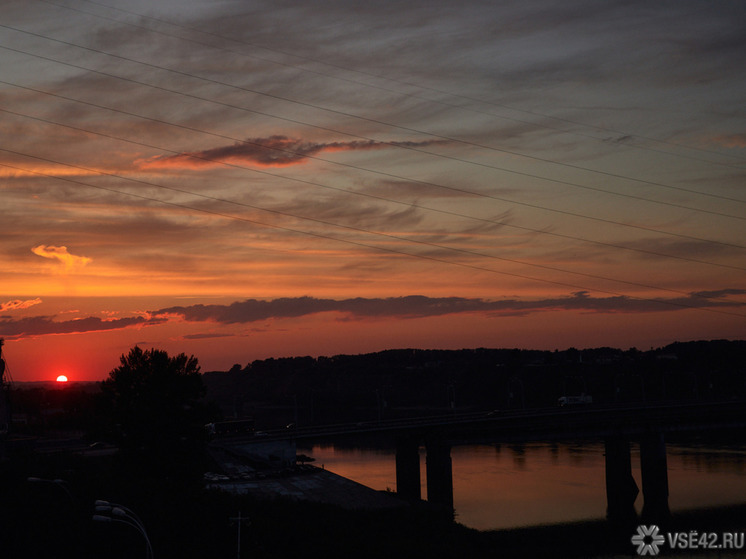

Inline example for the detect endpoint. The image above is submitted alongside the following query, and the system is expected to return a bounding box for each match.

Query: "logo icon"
[632,525,665,556]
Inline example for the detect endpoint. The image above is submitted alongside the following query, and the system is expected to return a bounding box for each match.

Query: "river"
[299,440,746,530]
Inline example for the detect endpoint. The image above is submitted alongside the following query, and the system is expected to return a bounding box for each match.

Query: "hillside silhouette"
[202,340,746,427]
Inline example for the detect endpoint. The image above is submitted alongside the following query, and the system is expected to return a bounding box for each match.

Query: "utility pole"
[229,511,250,559]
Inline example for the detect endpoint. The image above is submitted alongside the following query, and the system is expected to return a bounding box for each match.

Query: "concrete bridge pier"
[640,431,670,525]
[395,436,421,501]
[425,439,454,512]
[604,435,639,524]
[395,437,453,512]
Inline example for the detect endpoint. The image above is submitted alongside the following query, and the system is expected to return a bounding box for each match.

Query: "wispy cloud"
[0,298,43,312]
[138,136,450,170]
[710,134,746,149]
[31,245,92,272]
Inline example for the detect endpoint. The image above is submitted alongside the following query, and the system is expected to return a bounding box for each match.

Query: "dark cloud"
[0,315,163,339]
[140,136,450,170]
[2,291,742,340]
[691,289,746,299]
[182,332,235,340]
[152,291,746,324]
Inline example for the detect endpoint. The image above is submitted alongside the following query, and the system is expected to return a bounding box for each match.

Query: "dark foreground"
[2,451,746,559]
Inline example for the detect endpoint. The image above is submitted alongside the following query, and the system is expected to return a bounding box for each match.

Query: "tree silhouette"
[100,346,213,476]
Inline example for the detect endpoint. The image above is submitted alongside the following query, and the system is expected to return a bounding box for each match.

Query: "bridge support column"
[395,437,421,501]
[426,440,453,512]
[604,435,639,525]
[640,431,670,525]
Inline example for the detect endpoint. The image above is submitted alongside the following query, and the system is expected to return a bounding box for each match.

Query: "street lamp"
[26,477,75,505]
[92,500,153,559]
[26,477,81,557]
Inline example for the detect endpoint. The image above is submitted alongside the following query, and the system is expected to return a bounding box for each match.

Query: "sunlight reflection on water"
[301,441,746,530]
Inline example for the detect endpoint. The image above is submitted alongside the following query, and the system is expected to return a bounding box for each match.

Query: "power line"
[1,145,733,301]
[1,53,744,249]
[2,7,743,318]
[2,156,744,319]
[2,22,745,214]
[4,100,746,265]
[67,0,746,169]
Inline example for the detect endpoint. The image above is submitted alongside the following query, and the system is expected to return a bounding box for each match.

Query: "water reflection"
[301,441,746,531]
[452,443,607,529]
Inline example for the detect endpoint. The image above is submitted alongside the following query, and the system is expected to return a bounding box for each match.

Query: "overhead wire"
[2,142,738,300]
[2,155,744,319]
[3,99,746,264]
[0,3,744,319]
[0,49,744,249]
[1,21,745,215]
[65,0,746,169]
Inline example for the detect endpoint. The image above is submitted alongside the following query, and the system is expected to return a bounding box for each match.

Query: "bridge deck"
[217,400,746,446]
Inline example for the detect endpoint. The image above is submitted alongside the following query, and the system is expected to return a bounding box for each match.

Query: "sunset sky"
[1,0,745,381]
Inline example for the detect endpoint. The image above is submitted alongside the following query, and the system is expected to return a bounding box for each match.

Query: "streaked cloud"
[138,136,450,170]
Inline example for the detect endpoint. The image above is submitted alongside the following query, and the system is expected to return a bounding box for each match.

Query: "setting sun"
[55,375,68,383]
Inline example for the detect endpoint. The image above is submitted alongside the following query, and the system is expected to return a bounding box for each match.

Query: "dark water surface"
[301,441,746,530]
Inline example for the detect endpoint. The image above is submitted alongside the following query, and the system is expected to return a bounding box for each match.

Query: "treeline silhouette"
[7,340,745,433]
[203,340,746,426]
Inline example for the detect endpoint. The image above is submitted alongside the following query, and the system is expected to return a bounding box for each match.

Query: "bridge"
[212,400,746,525]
